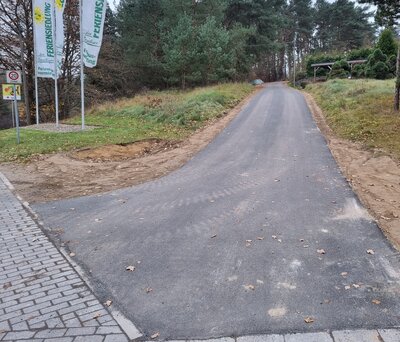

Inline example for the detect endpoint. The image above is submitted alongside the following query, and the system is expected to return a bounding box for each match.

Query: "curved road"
[34,83,400,339]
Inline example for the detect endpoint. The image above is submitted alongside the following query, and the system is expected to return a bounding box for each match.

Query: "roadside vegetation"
[306,79,400,159]
[0,83,253,162]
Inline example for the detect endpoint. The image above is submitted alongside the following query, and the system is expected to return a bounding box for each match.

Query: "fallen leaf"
[304,317,314,323]
[246,240,252,243]
[244,284,255,290]
[151,332,160,339]
[257,237,265,240]
[69,252,76,257]
[340,272,348,277]
[277,239,282,243]
[352,284,360,289]
[303,245,310,248]
[345,285,351,290]
[93,312,102,319]
[211,234,217,238]
[126,265,136,272]
[104,300,112,307]
[372,299,381,305]
[245,242,251,247]
[367,249,375,255]
[274,179,280,182]
[32,237,38,242]
[317,249,326,255]
[95,218,102,222]
[146,287,153,293]
[272,235,277,239]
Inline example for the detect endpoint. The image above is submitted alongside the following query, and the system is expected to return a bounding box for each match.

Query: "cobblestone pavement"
[0,176,129,342]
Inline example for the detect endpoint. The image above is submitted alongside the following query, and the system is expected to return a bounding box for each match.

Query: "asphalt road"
[34,83,400,339]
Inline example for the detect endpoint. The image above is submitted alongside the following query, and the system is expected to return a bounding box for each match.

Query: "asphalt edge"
[0,171,143,341]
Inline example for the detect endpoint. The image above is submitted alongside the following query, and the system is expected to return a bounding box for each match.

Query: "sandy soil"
[304,92,400,250]
[0,87,262,204]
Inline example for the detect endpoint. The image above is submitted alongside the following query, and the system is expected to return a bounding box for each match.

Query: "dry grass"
[306,79,400,160]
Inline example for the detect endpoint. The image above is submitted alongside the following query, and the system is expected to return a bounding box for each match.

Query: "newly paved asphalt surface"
[34,83,400,339]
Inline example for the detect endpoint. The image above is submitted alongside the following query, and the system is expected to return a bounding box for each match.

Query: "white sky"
[108,0,119,11]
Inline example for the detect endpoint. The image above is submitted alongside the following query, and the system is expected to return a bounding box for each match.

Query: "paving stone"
[237,335,284,342]
[103,335,129,342]
[285,332,333,342]
[65,327,96,336]
[96,326,124,335]
[34,328,67,338]
[378,329,400,342]
[0,177,132,342]
[73,336,104,342]
[332,329,381,342]
[4,330,35,340]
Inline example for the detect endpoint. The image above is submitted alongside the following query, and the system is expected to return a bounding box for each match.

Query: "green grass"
[0,83,253,161]
[306,79,400,159]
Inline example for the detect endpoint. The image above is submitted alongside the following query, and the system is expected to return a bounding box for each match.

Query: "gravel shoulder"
[304,91,400,250]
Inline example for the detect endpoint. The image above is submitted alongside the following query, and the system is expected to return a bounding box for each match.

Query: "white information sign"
[6,70,22,84]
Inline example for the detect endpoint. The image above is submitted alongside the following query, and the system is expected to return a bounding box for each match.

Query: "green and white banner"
[81,0,107,68]
[33,0,65,79]
[55,0,66,75]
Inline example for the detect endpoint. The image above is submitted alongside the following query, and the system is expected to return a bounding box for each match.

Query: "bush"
[351,64,365,78]
[376,28,398,58]
[365,49,392,79]
[329,60,350,79]
[372,61,390,80]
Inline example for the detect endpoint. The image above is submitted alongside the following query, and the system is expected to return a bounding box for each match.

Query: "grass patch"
[0,83,253,161]
[306,79,400,159]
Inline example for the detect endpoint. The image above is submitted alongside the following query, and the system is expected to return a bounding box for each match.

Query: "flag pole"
[33,1,39,126]
[53,0,59,128]
[79,0,85,130]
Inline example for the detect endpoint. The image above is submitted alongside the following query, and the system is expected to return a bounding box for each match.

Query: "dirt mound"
[71,139,179,162]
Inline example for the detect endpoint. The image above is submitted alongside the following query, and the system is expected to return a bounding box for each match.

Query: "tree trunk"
[394,45,400,112]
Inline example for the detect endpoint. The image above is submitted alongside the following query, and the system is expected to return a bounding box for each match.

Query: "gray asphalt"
[34,83,400,339]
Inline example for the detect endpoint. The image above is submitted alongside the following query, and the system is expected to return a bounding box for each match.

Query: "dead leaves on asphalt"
[304,316,314,323]
[244,284,255,291]
[151,332,160,339]
[367,249,375,255]
[104,300,112,307]
[126,265,136,272]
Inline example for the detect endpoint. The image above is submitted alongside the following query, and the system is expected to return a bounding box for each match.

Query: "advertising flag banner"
[33,0,65,79]
[33,0,56,78]
[55,0,66,75]
[81,0,107,68]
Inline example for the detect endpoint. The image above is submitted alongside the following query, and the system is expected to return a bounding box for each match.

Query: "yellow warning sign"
[2,84,21,101]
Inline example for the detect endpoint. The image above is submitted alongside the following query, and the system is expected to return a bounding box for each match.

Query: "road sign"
[2,84,21,100]
[6,70,22,84]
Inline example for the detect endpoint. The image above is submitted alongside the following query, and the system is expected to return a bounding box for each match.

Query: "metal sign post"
[5,70,22,144]
[13,84,20,144]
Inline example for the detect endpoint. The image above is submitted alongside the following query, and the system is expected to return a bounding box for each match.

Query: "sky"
[109,0,119,11]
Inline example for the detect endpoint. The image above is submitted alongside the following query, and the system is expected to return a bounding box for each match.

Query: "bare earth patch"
[304,92,400,250]
[0,88,261,204]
